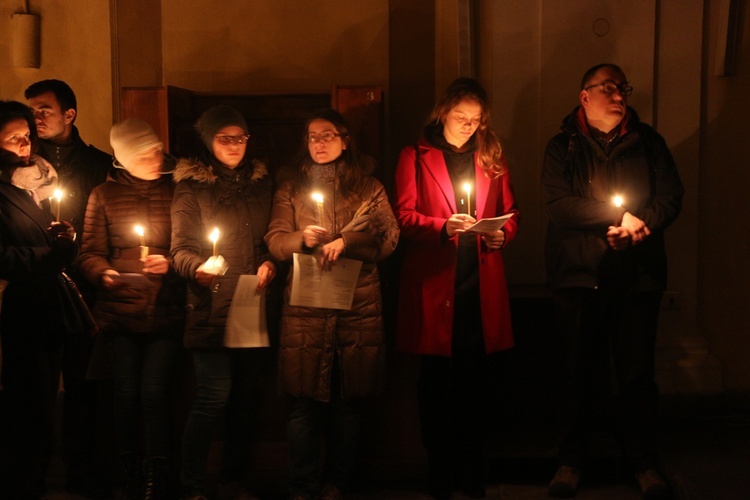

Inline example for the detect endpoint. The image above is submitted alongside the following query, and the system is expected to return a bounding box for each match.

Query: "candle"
[311,192,324,227]
[135,225,148,259]
[613,195,624,226]
[54,189,63,221]
[462,183,472,216]
[210,227,220,257]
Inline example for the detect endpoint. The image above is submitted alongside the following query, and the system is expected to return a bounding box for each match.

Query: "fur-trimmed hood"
[173,157,268,185]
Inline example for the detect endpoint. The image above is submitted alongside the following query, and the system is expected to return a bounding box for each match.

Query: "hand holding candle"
[200,228,227,276]
[54,189,63,221]
[462,182,472,216]
[311,192,324,227]
[135,224,148,259]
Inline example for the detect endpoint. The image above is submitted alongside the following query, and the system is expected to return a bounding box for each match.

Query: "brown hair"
[427,77,505,177]
[293,108,363,198]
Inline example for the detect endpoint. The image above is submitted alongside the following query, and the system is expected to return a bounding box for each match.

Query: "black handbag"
[60,271,99,336]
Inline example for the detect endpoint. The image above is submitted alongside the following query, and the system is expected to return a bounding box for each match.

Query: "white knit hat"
[110,118,162,168]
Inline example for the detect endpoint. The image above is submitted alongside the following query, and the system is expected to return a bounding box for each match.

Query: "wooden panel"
[120,87,170,151]
[332,85,384,178]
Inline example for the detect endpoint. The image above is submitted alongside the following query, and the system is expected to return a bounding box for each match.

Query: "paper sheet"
[464,213,514,234]
[224,275,269,348]
[290,253,362,310]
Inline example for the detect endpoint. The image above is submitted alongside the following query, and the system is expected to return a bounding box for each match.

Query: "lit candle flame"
[613,195,624,226]
[311,192,324,227]
[210,227,220,257]
[54,189,63,221]
[462,182,472,216]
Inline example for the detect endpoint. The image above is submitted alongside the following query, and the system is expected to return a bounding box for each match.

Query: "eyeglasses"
[305,132,342,144]
[4,133,31,145]
[215,134,250,145]
[584,81,633,97]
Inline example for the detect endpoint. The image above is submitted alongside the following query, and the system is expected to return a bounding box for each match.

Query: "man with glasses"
[541,64,684,499]
[25,79,113,497]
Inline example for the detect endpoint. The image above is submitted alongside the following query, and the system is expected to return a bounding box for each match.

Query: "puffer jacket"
[264,163,399,402]
[541,107,684,291]
[171,157,273,350]
[78,168,185,336]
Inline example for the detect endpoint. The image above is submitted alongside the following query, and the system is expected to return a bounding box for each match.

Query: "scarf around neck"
[1,155,59,207]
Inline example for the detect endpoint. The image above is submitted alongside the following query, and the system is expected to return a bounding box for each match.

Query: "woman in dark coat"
[170,105,276,500]
[265,108,399,500]
[78,118,184,499]
[0,100,78,499]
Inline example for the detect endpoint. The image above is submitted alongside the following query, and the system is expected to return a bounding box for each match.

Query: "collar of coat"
[173,157,268,185]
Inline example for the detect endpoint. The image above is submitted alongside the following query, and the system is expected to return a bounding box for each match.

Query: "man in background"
[541,64,683,499]
[26,79,112,497]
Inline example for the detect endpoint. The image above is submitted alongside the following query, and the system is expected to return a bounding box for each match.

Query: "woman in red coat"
[394,78,519,499]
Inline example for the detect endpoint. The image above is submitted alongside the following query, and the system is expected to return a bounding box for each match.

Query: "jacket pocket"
[207,274,239,327]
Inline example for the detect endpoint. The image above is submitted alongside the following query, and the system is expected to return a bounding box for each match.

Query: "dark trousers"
[0,328,64,499]
[418,287,488,493]
[286,360,362,497]
[111,332,181,459]
[553,287,662,472]
[181,348,263,496]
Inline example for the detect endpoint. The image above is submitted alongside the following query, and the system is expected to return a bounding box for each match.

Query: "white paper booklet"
[464,213,514,233]
[290,253,362,310]
[224,274,270,348]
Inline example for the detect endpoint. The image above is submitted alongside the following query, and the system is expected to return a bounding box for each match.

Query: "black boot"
[143,456,168,500]
[118,453,141,500]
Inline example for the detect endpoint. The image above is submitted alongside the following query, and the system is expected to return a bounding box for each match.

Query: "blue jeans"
[111,332,180,459]
[181,349,264,496]
[287,392,362,497]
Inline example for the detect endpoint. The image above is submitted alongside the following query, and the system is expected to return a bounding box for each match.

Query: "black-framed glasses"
[305,132,342,144]
[584,81,633,97]
[215,134,250,145]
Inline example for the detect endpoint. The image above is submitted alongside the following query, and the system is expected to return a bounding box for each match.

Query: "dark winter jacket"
[37,126,111,240]
[78,168,185,336]
[264,162,399,401]
[171,157,273,350]
[541,107,684,291]
[0,157,80,339]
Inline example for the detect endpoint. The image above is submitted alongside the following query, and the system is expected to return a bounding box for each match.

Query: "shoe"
[636,469,671,499]
[143,456,169,500]
[117,452,142,500]
[317,483,344,500]
[548,465,580,498]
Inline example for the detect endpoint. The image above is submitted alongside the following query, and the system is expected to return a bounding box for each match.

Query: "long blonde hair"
[427,78,505,177]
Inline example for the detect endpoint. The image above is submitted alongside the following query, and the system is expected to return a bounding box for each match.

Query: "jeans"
[111,332,180,459]
[181,349,264,496]
[287,358,362,498]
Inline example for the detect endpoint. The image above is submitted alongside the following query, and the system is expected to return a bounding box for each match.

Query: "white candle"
[311,192,324,227]
[462,182,472,216]
[210,227,220,257]
[54,189,63,221]
[135,225,148,259]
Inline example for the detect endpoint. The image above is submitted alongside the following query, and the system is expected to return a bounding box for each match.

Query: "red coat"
[393,138,519,356]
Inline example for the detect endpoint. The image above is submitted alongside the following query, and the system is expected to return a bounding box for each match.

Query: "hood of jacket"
[173,157,268,185]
